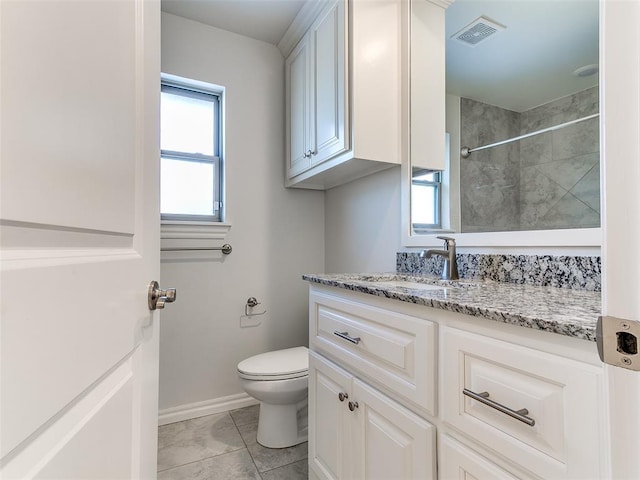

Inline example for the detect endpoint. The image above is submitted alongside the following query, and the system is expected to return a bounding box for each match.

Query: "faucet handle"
[436,235,456,248]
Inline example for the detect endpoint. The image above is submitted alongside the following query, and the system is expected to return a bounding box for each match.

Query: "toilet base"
[256,401,308,448]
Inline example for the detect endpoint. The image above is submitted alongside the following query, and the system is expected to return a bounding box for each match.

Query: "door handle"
[148,281,177,310]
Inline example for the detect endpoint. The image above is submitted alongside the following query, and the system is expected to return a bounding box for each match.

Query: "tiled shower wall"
[460,86,600,232]
[460,100,521,231]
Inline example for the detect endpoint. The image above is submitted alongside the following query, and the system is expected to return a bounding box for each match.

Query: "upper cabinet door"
[286,33,313,178]
[311,0,348,166]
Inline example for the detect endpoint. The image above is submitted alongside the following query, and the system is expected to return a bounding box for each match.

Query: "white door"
[0,0,161,478]
[601,0,640,478]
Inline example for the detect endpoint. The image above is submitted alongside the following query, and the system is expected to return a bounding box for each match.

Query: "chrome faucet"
[420,236,459,280]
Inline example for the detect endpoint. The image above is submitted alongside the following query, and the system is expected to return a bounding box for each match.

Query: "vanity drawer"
[309,289,436,415]
[441,327,604,479]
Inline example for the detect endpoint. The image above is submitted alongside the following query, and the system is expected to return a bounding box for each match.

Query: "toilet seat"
[237,346,308,381]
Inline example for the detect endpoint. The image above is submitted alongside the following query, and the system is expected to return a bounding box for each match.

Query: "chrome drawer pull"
[463,388,536,427]
[334,331,361,345]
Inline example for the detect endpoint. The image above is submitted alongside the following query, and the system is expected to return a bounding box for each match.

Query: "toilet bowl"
[237,346,309,448]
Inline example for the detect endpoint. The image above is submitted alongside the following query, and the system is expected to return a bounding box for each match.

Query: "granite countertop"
[302,273,601,342]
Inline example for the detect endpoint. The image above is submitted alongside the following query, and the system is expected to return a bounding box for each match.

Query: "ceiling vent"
[452,16,505,47]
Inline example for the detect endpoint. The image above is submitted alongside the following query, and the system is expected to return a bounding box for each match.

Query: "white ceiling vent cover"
[452,16,505,46]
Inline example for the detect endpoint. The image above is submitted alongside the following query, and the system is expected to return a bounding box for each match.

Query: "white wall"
[325,167,401,273]
[324,163,600,277]
[159,13,325,415]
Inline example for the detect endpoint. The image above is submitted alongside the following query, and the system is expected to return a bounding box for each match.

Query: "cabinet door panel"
[309,351,352,480]
[311,0,347,165]
[439,435,522,480]
[352,379,436,480]
[286,35,312,178]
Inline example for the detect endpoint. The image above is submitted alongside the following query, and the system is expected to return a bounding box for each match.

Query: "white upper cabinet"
[282,0,411,189]
[286,0,347,180]
[311,1,348,167]
[285,35,313,178]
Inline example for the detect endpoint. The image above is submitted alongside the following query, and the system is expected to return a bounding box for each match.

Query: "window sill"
[160,221,231,252]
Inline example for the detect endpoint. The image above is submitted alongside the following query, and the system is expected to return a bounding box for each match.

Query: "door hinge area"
[597,316,640,371]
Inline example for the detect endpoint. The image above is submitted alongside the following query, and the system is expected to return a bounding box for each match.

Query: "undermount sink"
[372,280,448,291]
[362,277,486,291]
[431,279,485,288]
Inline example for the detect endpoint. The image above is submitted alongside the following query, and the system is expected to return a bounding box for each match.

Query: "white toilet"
[237,346,309,448]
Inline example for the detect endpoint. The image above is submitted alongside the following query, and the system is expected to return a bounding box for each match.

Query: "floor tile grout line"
[158,406,308,478]
[229,409,264,478]
[156,445,249,473]
[259,458,308,475]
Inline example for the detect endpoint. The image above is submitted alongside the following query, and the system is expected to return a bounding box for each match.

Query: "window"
[161,80,222,221]
[411,170,441,231]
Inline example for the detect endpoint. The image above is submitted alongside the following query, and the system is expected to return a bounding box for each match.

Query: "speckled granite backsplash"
[396,253,601,291]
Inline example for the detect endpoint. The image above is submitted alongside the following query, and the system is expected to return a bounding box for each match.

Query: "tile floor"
[157,405,308,480]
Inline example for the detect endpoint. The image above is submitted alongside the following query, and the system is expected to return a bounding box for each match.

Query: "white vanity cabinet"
[441,326,604,479]
[308,288,438,479]
[283,0,423,189]
[309,351,437,480]
[307,284,607,480]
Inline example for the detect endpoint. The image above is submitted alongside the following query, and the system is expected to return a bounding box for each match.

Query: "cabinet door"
[309,351,353,480]
[352,379,436,480]
[439,434,523,480]
[310,0,348,166]
[285,33,313,178]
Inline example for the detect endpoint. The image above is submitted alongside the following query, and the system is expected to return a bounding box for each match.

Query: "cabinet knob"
[338,392,349,402]
[348,401,359,412]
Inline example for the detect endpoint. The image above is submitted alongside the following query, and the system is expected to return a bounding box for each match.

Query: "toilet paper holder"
[245,297,267,317]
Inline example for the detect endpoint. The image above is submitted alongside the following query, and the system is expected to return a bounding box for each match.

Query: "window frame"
[411,169,442,232]
[160,80,224,223]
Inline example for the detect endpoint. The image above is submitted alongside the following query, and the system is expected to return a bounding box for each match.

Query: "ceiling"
[161,0,599,113]
[161,0,307,45]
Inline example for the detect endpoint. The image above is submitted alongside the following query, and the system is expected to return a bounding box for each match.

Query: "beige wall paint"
[159,13,324,411]
[325,167,402,274]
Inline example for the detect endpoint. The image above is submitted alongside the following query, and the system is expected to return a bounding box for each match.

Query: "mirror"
[408,0,600,242]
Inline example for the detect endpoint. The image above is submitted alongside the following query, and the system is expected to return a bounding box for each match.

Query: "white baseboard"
[158,393,259,426]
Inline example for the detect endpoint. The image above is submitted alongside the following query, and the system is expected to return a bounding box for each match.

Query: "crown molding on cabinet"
[278,0,328,57]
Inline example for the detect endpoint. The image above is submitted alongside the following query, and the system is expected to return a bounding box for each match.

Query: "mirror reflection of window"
[412,170,442,232]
